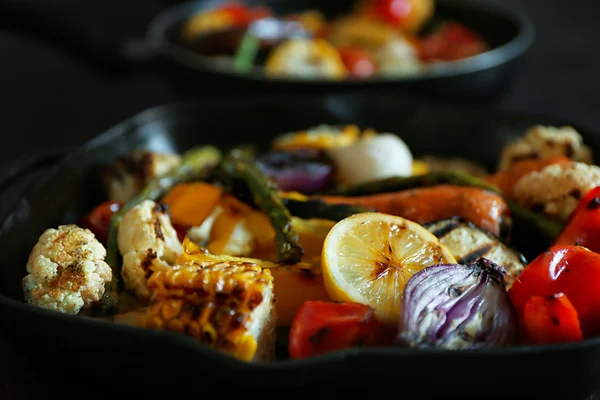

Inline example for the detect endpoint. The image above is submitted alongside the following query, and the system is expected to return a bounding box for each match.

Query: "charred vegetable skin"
[554,187,600,252]
[101,146,222,313]
[218,149,304,264]
[397,259,517,349]
[317,184,511,239]
[509,245,600,338]
[289,301,389,359]
[328,171,565,242]
[283,198,373,221]
[522,293,583,345]
[140,261,276,361]
[328,171,502,196]
[424,217,526,289]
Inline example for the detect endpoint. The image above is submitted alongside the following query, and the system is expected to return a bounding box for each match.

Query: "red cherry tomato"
[372,0,413,25]
[289,301,390,359]
[419,23,488,61]
[338,47,376,78]
[522,293,583,345]
[508,245,600,338]
[80,201,122,243]
[554,186,600,253]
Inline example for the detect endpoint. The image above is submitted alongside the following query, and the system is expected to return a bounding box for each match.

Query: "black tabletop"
[1,0,599,398]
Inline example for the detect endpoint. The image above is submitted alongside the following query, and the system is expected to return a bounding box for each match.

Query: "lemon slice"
[321,212,457,324]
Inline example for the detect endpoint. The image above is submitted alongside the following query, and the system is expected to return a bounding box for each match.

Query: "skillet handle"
[0,1,155,78]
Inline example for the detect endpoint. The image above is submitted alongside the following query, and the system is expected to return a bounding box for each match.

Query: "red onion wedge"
[256,149,334,194]
[397,258,517,350]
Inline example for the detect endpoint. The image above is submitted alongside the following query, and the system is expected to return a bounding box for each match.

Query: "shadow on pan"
[0,92,599,399]
[0,0,534,104]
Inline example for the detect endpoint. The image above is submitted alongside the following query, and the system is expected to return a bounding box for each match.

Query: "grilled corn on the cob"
[139,261,276,361]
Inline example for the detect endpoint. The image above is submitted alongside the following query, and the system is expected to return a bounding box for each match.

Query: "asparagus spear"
[283,198,373,221]
[100,145,222,314]
[220,149,304,264]
[329,172,503,196]
[508,200,565,241]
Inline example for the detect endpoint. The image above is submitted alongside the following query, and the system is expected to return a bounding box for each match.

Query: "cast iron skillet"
[0,0,534,103]
[149,0,534,102]
[1,93,599,399]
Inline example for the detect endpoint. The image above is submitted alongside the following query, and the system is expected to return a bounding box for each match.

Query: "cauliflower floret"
[102,150,181,204]
[118,200,182,300]
[513,161,600,220]
[22,224,112,314]
[498,125,593,171]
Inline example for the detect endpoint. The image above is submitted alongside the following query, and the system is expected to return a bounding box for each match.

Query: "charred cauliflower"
[513,161,600,220]
[118,200,182,300]
[22,225,112,314]
[103,150,181,203]
[498,125,593,171]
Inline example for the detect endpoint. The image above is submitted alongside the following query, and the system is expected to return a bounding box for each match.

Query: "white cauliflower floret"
[118,200,182,300]
[103,150,181,203]
[498,125,593,171]
[513,161,600,220]
[22,224,112,314]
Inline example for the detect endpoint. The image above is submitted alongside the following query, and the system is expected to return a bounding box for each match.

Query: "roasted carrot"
[485,156,571,198]
[313,184,509,237]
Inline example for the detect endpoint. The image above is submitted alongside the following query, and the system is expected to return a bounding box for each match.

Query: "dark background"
[0,0,599,398]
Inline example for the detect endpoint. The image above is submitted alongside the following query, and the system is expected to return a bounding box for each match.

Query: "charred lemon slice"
[321,212,456,324]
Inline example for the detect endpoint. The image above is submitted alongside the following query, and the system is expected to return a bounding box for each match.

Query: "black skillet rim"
[1,93,599,372]
[145,0,535,85]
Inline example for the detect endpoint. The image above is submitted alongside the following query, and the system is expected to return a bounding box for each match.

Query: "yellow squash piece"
[161,182,223,227]
[411,160,430,176]
[321,212,456,324]
[139,260,276,362]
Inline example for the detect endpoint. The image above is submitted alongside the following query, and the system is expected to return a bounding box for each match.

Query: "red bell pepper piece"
[554,186,600,253]
[289,301,390,359]
[522,293,583,345]
[509,245,600,338]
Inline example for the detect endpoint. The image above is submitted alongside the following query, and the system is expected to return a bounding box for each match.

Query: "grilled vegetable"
[509,245,600,338]
[102,150,182,204]
[397,259,517,349]
[315,185,510,238]
[101,146,222,313]
[329,171,502,196]
[219,149,304,264]
[178,238,328,327]
[424,217,526,289]
[161,181,223,228]
[554,186,600,252]
[256,149,335,194]
[283,198,372,221]
[289,301,389,359]
[139,261,276,361]
[521,293,583,345]
[417,156,488,178]
[485,155,571,198]
[508,200,565,242]
[79,201,122,244]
